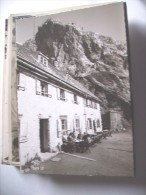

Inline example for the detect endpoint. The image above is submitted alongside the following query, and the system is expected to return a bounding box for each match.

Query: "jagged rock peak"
[23,38,37,51]
[23,19,131,123]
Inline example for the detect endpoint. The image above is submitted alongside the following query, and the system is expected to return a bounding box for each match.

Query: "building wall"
[110,111,123,131]
[17,72,102,165]
[102,111,122,131]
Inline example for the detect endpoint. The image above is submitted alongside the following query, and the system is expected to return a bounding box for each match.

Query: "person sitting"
[72,131,76,140]
[76,133,84,153]
[82,132,87,140]
[62,132,68,143]
[83,133,90,151]
[61,132,68,152]
[77,133,83,140]
[87,134,92,146]
[67,133,75,153]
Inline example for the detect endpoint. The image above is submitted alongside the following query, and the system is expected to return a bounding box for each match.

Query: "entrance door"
[40,119,49,153]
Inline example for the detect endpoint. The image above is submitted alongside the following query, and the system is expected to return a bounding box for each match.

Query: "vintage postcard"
[9,2,135,176]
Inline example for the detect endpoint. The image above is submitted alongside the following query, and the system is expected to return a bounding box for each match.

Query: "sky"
[16,2,127,44]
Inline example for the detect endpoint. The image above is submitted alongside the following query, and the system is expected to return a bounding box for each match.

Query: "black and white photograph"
[14,2,134,176]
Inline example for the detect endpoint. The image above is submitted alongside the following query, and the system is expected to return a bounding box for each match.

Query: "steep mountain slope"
[24,19,132,124]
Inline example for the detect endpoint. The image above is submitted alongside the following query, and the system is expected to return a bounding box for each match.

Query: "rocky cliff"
[24,19,132,125]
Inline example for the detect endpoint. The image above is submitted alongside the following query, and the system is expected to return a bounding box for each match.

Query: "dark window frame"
[88,118,92,129]
[60,89,66,101]
[17,72,25,91]
[97,119,101,128]
[41,82,48,96]
[73,94,78,104]
[75,119,80,130]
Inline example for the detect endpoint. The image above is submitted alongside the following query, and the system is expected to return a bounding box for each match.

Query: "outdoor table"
[102,130,109,138]
[74,139,84,153]
[75,139,83,143]
[61,141,69,152]
[93,134,102,143]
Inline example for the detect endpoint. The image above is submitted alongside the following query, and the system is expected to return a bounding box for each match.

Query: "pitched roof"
[16,43,100,102]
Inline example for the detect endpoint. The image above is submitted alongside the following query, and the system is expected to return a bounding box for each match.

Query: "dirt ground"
[33,131,134,176]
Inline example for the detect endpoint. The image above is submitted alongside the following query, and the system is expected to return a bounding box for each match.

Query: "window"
[89,100,93,108]
[88,100,91,107]
[87,100,93,108]
[17,72,25,91]
[40,56,43,63]
[59,116,69,136]
[57,88,67,101]
[86,98,88,106]
[94,102,97,109]
[38,54,48,67]
[88,118,92,129]
[75,119,80,130]
[44,59,46,65]
[60,89,66,101]
[61,119,67,131]
[36,80,52,97]
[41,82,48,96]
[91,101,94,108]
[73,94,78,104]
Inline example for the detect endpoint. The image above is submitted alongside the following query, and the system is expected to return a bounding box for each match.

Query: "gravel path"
[35,131,134,176]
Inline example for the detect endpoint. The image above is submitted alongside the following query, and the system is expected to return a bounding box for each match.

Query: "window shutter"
[73,119,75,131]
[88,119,90,129]
[36,80,41,95]
[86,120,89,131]
[64,91,67,102]
[88,100,92,108]
[71,93,74,103]
[56,88,60,99]
[57,119,61,138]
[78,119,80,130]
[19,73,26,88]
[97,119,100,127]
[83,98,86,105]
[48,84,52,97]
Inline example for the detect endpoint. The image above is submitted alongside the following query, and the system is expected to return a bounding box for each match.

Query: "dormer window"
[44,59,47,65]
[38,52,49,67]
[40,56,43,63]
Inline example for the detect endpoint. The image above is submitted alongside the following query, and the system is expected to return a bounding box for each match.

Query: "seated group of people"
[62,131,93,153]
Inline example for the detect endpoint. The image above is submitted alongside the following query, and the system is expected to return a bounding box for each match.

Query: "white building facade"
[17,44,102,165]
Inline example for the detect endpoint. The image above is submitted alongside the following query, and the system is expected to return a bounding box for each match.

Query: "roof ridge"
[16,43,100,102]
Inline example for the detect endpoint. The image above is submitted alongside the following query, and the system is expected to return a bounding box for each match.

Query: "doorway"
[40,119,49,153]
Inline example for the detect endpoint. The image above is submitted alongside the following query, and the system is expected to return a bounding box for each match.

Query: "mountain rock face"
[24,20,132,126]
